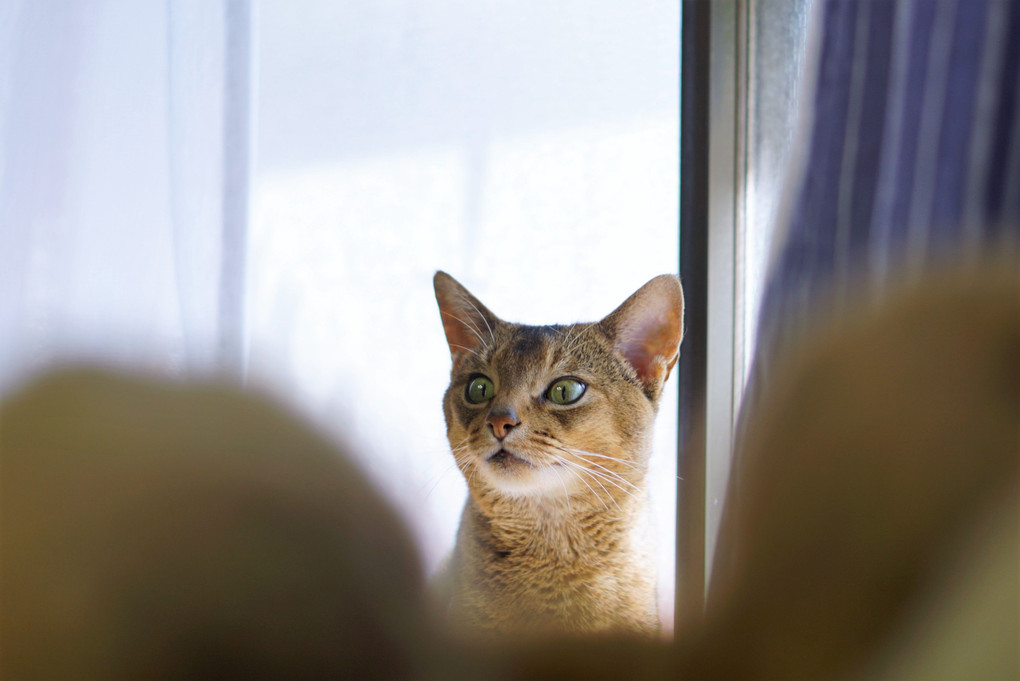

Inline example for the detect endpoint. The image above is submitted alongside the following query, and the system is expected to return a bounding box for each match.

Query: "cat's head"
[433,272,683,506]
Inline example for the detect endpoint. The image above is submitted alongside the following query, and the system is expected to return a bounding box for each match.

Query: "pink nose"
[486,408,520,440]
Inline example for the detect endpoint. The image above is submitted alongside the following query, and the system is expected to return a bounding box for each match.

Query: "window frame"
[677,0,816,628]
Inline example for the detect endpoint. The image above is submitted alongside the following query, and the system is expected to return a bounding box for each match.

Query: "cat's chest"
[451,500,657,634]
[460,523,652,633]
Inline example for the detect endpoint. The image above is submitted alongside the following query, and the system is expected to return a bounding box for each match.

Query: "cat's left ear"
[600,275,684,395]
[433,271,501,366]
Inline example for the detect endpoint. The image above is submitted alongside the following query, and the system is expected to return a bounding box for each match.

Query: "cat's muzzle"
[487,448,531,467]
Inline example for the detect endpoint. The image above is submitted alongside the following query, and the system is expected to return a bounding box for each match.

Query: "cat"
[431,271,685,637]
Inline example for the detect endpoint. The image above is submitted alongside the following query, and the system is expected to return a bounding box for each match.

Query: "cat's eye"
[465,375,495,404]
[547,378,586,405]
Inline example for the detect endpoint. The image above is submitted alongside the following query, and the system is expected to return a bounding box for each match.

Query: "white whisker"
[441,310,489,348]
[422,435,474,500]
[557,326,577,355]
[563,447,644,471]
[552,446,641,501]
[550,445,642,494]
[555,457,617,511]
[548,451,610,510]
[549,463,574,515]
[423,461,462,500]
[580,466,640,502]
[449,343,485,361]
[562,325,588,355]
[457,294,496,345]
[565,455,641,492]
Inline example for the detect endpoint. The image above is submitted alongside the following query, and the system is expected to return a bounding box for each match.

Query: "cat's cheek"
[546,401,616,448]
[543,400,602,435]
[447,394,484,435]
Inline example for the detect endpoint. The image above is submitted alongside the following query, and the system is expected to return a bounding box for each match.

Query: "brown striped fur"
[432,272,684,637]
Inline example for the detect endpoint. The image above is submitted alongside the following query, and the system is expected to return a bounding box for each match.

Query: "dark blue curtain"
[754,0,1020,379]
[714,0,1020,595]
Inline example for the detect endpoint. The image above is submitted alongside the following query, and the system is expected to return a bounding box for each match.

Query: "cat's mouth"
[487,448,532,467]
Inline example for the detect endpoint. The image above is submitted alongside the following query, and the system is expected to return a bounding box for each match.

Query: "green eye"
[547,378,586,405]
[466,375,495,404]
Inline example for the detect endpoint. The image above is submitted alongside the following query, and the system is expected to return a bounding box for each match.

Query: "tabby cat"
[432,271,685,637]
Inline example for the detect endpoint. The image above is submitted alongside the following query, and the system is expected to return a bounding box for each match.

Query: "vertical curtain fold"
[167,0,227,374]
[0,0,253,391]
[752,0,1020,388]
[219,0,252,379]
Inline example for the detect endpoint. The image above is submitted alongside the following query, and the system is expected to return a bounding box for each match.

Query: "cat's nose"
[486,408,520,440]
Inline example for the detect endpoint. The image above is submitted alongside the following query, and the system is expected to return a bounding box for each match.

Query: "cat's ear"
[433,271,500,365]
[600,275,684,394]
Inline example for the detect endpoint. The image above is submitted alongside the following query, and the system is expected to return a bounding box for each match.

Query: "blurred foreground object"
[1,371,430,680]
[702,264,1019,681]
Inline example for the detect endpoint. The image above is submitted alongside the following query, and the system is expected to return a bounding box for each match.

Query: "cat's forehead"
[488,323,559,375]
[486,321,605,378]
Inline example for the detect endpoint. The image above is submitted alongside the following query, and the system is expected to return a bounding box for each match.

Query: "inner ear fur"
[433,271,500,365]
[600,274,685,392]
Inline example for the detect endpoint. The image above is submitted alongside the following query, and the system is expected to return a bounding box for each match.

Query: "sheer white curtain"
[0,0,250,392]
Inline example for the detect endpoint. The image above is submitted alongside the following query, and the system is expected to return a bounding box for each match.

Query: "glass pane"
[743,0,815,378]
[250,0,680,628]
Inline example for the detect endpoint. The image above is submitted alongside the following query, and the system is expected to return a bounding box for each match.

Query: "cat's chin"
[478,447,575,500]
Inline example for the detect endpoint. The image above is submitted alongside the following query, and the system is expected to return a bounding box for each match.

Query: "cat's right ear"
[600,274,684,398]
[433,272,499,365]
